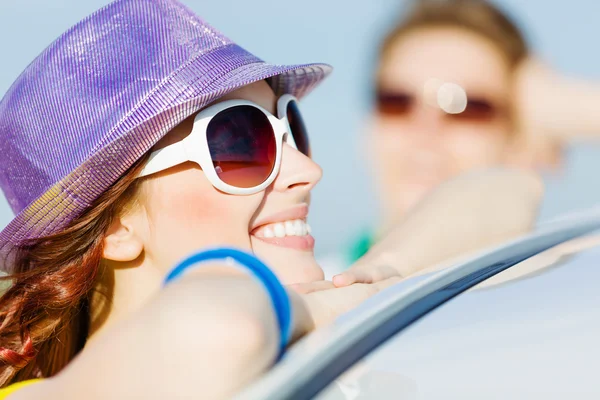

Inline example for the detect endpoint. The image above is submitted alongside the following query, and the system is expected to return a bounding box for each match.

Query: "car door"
[236,211,600,400]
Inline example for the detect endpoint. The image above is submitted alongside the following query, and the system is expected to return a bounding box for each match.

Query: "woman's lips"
[251,204,315,251]
[253,235,315,251]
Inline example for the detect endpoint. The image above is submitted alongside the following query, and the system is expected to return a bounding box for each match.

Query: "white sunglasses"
[140,94,310,195]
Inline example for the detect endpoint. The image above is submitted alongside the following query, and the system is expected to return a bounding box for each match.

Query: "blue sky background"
[1,0,600,256]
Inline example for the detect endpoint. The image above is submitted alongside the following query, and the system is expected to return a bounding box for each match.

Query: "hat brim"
[0,59,331,270]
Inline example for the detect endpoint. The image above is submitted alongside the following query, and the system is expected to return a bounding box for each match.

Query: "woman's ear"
[103,213,144,262]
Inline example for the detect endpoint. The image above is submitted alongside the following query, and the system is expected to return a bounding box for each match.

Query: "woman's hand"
[331,168,543,287]
[290,267,401,292]
[296,277,402,328]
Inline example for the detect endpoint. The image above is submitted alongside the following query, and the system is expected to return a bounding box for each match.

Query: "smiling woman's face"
[137,81,324,285]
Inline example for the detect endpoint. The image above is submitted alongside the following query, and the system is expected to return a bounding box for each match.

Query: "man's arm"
[333,168,543,286]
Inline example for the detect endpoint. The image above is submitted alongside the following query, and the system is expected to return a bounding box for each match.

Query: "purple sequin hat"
[0,0,331,270]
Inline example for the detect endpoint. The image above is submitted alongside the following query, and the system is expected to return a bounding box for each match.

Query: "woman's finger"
[332,266,400,288]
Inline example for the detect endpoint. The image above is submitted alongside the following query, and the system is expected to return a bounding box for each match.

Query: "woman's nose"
[272,143,322,194]
[410,105,446,137]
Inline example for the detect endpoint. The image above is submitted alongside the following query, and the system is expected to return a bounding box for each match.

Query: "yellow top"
[0,380,41,399]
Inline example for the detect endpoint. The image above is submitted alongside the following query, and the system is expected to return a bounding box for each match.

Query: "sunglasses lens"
[207,105,276,189]
[452,98,498,122]
[375,91,413,116]
[376,89,500,123]
[286,100,310,157]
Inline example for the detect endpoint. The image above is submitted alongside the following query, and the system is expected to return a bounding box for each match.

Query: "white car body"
[237,210,600,400]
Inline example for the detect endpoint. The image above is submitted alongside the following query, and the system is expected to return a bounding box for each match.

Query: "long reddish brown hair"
[0,156,148,386]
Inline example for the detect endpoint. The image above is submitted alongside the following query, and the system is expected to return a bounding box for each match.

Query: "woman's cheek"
[144,189,260,269]
[160,192,251,242]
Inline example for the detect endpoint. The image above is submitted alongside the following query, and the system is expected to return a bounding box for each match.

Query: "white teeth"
[294,220,305,236]
[273,223,286,238]
[284,220,297,236]
[255,219,311,238]
[306,223,312,234]
[263,227,275,238]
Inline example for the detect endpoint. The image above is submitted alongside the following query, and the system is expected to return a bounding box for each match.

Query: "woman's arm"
[13,268,314,400]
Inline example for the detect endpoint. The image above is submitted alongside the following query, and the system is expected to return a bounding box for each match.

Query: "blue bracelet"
[163,248,292,359]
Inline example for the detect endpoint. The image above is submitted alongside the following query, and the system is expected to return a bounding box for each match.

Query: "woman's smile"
[251,204,315,251]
